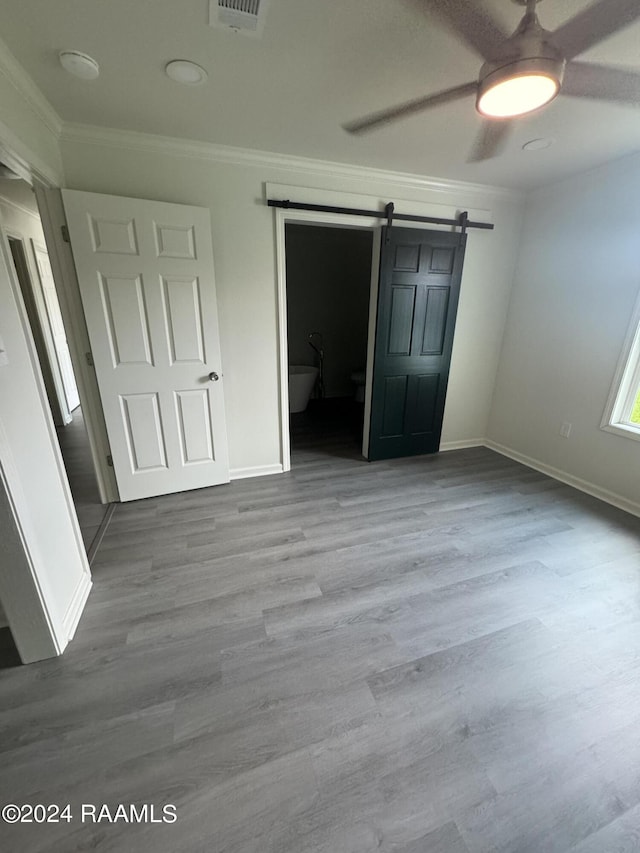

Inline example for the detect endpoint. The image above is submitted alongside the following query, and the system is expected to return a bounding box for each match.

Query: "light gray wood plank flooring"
[1,427,639,852]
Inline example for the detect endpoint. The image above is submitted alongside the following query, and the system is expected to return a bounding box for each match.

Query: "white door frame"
[0,226,91,660]
[0,179,91,660]
[274,206,382,472]
[31,238,80,413]
[35,187,118,503]
[3,228,72,426]
[0,130,98,662]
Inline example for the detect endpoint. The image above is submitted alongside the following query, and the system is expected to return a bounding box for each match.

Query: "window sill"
[601,422,640,443]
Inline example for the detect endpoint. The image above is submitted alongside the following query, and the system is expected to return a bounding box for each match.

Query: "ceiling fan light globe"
[477,72,560,118]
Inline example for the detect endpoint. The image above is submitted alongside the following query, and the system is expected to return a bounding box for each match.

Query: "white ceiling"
[0,0,639,190]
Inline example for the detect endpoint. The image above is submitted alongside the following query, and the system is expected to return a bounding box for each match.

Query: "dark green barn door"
[367,227,467,461]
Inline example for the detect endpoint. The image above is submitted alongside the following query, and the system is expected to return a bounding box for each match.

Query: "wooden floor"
[56,407,109,553]
[1,419,640,852]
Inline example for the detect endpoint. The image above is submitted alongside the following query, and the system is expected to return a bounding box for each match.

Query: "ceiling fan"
[343,0,640,161]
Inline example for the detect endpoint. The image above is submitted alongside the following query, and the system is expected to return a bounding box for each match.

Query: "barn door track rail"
[267,199,494,238]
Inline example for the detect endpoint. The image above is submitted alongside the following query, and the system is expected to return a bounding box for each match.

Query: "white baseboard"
[485,439,640,519]
[231,442,640,519]
[62,571,92,641]
[230,464,284,481]
[440,438,484,452]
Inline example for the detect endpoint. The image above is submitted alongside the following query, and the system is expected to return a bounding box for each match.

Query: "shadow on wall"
[0,627,21,668]
[285,224,373,399]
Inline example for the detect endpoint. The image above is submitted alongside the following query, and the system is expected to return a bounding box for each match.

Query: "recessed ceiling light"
[59,51,100,80]
[522,137,555,152]
[165,60,208,85]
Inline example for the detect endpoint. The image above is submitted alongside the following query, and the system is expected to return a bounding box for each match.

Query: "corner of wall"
[484,153,640,513]
[485,190,531,441]
[0,35,64,186]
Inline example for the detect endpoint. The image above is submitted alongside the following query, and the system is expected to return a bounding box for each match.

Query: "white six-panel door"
[61,190,230,501]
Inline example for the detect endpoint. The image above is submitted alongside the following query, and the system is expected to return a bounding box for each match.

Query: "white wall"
[61,130,525,466]
[488,151,640,514]
[286,224,372,398]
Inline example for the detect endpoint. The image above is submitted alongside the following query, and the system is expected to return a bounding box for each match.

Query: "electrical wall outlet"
[560,422,572,438]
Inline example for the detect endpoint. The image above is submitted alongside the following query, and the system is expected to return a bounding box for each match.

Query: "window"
[632,386,640,425]
[602,296,640,441]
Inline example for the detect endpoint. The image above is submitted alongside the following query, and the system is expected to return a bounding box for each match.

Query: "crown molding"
[0,116,61,187]
[0,36,62,139]
[61,122,522,200]
[0,192,40,221]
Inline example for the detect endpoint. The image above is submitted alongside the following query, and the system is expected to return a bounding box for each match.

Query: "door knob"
[208,371,219,382]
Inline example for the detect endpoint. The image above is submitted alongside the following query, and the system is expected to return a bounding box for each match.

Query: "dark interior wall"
[285,224,373,398]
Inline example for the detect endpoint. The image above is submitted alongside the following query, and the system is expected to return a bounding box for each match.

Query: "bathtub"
[288,365,318,413]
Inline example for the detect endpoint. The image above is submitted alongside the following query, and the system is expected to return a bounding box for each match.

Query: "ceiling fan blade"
[468,120,513,163]
[552,0,640,60]
[422,0,509,61]
[343,82,477,134]
[563,61,640,106]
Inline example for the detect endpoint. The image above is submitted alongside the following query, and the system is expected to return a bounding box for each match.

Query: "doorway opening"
[285,223,374,465]
[278,208,469,471]
[0,177,111,561]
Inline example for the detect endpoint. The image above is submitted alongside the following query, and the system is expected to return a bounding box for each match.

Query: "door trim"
[35,187,119,503]
[274,206,382,471]
[31,238,80,413]
[3,230,71,426]
[0,124,94,661]
[0,220,91,661]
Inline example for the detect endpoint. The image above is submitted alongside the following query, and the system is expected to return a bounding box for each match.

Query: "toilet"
[350,369,366,403]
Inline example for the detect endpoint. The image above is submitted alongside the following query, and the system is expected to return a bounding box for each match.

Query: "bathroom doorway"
[285,223,374,463]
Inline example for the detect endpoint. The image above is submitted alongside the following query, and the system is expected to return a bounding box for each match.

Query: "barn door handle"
[208,371,219,382]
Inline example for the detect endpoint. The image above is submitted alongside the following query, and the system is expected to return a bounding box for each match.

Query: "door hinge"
[85,351,94,367]
[106,454,113,468]
[61,224,70,243]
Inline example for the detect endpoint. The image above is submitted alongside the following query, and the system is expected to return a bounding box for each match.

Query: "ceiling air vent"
[209,0,270,36]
